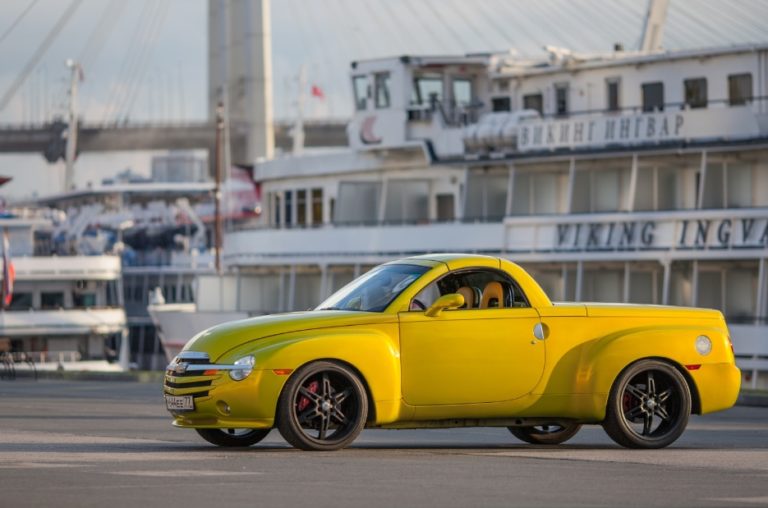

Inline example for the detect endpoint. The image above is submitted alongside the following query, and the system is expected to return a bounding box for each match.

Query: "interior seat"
[479,281,504,308]
[456,286,476,309]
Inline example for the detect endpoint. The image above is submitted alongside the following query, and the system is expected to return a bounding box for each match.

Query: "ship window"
[384,179,429,224]
[284,191,293,225]
[73,293,96,308]
[606,78,620,111]
[273,193,282,226]
[728,73,752,105]
[523,93,543,114]
[726,163,753,208]
[8,292,32,310]
[296,189,307,226]
[41,292,64,309]
[334,181,381,224]
[684,78,707,109]
[352,75,368,110]
[491,97,511,112]
[105,280,118,306]
[412,74,442,106]
[453,78,472,107]
[436,194,455,221]
[554,83,568,116]
[641,82,664,112]
[465,169,508,221]
[311,188,323,225]
[374,73,391,109]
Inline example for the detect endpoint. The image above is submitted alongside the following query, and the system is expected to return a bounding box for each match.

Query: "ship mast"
[214,101,224,275]
[64,59,82,191]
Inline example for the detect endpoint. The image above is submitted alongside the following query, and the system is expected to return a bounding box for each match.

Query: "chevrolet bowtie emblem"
[173,362,188,374]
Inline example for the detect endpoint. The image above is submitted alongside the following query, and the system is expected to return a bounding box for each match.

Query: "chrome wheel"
[277,361,367,451]
[603,360,691,449]
[508,423,581,445]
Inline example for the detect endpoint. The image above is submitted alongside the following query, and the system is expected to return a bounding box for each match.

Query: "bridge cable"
[0,0,83,113]
[115,0,171,123]
[99,0,158,124]
[78,0,128,119]
[0,0,40,47]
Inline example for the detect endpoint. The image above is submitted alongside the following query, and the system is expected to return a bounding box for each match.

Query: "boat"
[0,204,127,373]
[22,153,261,369]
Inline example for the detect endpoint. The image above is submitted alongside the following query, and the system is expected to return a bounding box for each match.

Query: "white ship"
[152,35,768,389]
[26,154,261,369]
[0,209,127,373]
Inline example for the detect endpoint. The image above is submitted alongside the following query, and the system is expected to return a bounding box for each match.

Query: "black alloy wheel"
[508,423,582,445]
[195,428,271,447]
[277,361,368,451]
[603,360,691,449]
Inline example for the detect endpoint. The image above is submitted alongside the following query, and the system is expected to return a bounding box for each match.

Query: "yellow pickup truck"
[164,253,741,451]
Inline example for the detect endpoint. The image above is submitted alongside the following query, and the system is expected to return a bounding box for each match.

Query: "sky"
[0,0,767,200]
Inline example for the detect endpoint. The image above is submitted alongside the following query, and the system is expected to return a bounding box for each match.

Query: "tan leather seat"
[457,286,476,309]
[480,281,504,308]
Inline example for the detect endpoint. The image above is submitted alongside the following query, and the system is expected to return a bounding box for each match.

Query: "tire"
[603,360,691,449]
[195,428,271,447]
[508,423,582,445]
[277,361,368,451]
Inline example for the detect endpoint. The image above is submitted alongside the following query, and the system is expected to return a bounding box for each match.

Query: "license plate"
[165,395,194,412]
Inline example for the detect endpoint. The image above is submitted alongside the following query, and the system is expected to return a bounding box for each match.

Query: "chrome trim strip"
[176,351,210,361]
[184,364,241,371]
[165,362,242,373]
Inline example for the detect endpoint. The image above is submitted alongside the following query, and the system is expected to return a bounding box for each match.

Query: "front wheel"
[277,361,368,451]
[603,360,691,449]
[508,423,582,445]
[195,428,271,447]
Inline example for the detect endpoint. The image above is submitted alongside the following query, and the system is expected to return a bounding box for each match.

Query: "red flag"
[2,229,14,307]
[311,84,325,100]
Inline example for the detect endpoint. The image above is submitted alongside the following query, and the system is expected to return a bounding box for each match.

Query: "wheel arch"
[604,356,701,416]
[277,357,378,424]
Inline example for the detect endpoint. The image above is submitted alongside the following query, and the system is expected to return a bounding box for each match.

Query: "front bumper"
[164,351,286,429]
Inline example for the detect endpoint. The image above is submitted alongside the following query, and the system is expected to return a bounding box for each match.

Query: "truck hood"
[182,310,397,362]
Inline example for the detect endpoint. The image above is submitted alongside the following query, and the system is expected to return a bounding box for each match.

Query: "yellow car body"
[164,254,740,450]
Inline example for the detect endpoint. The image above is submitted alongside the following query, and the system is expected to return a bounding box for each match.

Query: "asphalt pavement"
[1,379,767,508]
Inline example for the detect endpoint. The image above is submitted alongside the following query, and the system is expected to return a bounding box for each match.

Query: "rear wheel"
[195,428,271,447]
[508,423,581,445]
[277,361,368,451]
[603,360,691,449]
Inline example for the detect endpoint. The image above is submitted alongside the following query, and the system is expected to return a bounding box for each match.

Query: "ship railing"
[414,95,768,125]
[0,352,15,380]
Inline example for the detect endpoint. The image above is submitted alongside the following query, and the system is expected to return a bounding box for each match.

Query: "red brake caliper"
[297,380,319,411]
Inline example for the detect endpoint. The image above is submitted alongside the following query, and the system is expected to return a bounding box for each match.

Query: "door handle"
[533,322,549,341]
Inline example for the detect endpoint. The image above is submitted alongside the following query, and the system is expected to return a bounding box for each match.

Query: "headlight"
[229,355,255,381]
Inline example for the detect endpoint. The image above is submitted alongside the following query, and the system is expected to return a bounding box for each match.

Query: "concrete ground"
[1,379,767,508]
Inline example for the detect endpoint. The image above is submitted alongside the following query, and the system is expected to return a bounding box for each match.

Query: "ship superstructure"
[214,43,768,388]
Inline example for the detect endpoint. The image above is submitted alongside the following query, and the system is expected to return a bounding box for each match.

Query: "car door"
[398,269,546,406]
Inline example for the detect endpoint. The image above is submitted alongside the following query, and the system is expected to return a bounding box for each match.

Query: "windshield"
[317,264,429,312]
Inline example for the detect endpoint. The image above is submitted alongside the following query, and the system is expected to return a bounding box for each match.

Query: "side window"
[374,73,391,109]
[410,269,530,311]
[352,75,368,111]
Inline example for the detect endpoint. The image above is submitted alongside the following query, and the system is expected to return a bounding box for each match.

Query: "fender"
[223,325,404,424]
[575,324,730,419]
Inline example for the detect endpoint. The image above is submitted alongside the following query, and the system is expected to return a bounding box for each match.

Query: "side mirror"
[425,293,465,317]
